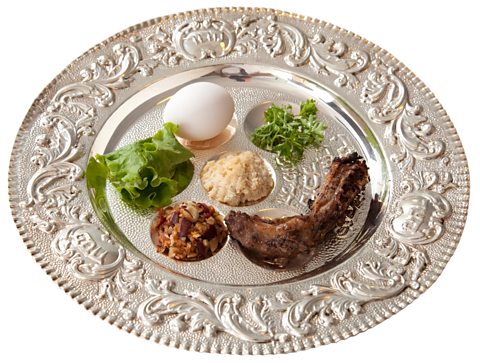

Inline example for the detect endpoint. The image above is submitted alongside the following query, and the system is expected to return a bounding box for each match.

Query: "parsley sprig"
[251,100,327,166]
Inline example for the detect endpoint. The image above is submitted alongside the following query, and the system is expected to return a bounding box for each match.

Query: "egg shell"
[163,82,235,141]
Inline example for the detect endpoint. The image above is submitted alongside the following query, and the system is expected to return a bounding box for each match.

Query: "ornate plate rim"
[8,7,470,354]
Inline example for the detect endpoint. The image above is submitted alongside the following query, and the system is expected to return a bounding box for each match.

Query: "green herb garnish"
[86,122,194,209]
[251,100,327,166]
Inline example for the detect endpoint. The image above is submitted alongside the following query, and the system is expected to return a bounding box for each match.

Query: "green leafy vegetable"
[86,122,194,209]
[251,99,327,166]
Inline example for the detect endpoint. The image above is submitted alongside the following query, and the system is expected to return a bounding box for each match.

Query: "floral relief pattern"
[21,43,145,232]
[361,58,445,170]
[137,262,408,342]
[145,15,369,88]
[20,42,148,303]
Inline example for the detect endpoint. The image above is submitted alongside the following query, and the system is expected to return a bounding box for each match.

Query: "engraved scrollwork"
[145,15,369,88]
[257,15,369,87]
[138,261,407,341]
[96,256,144,303]
[271,263,406,336]
[136,242,436,342]
[400,170,457,194]
[375,237,428,289]
[144,27,185,66]
[361,58,445,169]
[21,112,87,232]
[55,42,142,109]
[21,42,148,303]
[52,205,144,301]
[24,114,86,207]
[138,279,273,342]
[233,15,370,87]
[21,42,146,232]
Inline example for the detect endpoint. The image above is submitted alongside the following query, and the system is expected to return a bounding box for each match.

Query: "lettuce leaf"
[86,122,194,209]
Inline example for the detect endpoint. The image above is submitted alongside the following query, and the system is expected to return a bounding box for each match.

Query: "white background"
[1,0,478,361]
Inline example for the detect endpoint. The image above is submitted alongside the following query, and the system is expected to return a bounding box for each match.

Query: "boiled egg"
[163,82,235,141]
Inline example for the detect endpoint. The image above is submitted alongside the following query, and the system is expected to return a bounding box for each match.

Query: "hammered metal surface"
[8,7,469,354]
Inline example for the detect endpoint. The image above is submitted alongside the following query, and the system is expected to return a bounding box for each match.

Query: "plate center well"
[88,64,390,286]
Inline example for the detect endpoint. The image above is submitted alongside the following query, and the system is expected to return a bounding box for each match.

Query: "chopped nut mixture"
[151,202,227,261]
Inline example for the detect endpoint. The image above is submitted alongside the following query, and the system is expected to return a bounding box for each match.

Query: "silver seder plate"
[8,7,469,354]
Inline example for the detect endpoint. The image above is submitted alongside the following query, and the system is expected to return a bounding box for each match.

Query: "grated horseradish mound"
[201,151,274,206]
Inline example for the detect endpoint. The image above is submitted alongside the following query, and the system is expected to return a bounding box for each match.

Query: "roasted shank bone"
[225,153,369,263]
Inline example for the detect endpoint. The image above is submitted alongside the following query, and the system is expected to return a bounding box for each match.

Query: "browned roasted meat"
[225,153,369,266]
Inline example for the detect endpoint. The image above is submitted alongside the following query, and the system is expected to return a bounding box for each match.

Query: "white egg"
[163,82,235,141]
